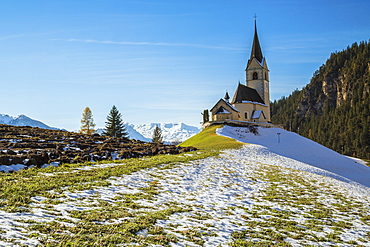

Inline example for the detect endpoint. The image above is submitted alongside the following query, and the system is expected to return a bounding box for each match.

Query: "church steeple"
[245,15,270,122]
[249,18,263,64]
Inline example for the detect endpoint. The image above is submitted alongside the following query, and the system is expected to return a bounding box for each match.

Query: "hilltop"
[217,125,370,187]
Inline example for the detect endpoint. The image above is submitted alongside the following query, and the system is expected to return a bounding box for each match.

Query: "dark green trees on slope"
[271,41,370,159]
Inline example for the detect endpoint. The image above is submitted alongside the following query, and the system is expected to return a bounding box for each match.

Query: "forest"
[271,41,370,159]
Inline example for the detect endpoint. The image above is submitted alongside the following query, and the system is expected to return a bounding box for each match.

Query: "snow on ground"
[1,146,370,246]
[0,126,370,246]
[217,126,370,188]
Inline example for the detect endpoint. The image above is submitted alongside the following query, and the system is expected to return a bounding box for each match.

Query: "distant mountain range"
[1,113,201,143]
[98,123,201,143]
[0,114,59,130]
[131,123,201,143]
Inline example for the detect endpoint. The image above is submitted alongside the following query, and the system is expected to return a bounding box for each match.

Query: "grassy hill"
[180,125,243,151]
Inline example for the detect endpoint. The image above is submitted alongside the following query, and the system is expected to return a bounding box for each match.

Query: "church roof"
[210,98,240,113]
[248,20,263,65]
[215,106,231,115]
[231,83,265,104]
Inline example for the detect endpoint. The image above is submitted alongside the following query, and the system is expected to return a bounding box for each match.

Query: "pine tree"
[152,125,163,144]
[103,105,128,138]
[79,107,96,135]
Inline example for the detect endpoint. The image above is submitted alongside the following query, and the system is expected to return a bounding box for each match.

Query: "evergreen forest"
[271,41,370,159]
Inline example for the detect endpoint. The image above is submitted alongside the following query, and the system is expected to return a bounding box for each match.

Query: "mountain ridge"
[0,114,59,130]
[98,122,201,143]
[131,122,201,143]
[271,41,370,159]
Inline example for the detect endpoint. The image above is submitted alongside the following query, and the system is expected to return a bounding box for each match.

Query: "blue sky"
[0,0,369,130]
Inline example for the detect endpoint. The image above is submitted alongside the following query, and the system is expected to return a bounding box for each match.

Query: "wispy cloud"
[0,34,26,41]
[51,38,243,51]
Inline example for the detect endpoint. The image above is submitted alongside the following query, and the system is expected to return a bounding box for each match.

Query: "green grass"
[0,150,217,212]
[2,125,370,246]
[179,125,243,151]
[0,150,220,246]
[229,164,370,246]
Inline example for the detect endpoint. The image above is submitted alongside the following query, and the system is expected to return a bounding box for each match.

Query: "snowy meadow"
[0,126,369,246]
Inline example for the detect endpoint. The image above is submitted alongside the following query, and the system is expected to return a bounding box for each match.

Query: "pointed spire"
[224,91,230,102]
[250,16,263,64]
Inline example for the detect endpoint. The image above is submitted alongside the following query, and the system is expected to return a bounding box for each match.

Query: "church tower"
[209,17,272,125]
[245,18,270,121]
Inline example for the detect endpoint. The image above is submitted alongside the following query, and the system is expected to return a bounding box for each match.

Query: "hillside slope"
[180,125,243,151]
[271,41,370,159]
[0,129,369,246]
[217,126,370,187]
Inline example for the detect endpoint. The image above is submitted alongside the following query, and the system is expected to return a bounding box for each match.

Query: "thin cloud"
[51,38,243,51]
[0,34,26,41]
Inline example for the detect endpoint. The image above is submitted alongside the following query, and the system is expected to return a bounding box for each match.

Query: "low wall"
[202,120,284,129]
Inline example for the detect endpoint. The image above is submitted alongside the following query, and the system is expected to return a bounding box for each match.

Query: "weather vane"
[254,13,257,20]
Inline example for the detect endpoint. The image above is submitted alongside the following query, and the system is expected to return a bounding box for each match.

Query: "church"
[209,20,271,124]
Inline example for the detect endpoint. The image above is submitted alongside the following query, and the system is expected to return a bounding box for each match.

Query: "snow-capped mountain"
[0,114,58,130]
[98,123,201,143]
[132,123,201,143]
[124,124,152,142]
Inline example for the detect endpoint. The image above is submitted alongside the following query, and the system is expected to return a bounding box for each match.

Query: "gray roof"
[252,110,266,119]
[210,98,240,113]
[215,106,231,114]
[231,83,265,104]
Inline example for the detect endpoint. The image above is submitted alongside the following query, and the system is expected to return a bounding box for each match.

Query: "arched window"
[244,112,248,119]
[252,72,258,80]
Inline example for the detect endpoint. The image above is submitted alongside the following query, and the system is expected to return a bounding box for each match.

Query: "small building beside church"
[209,20,271,124]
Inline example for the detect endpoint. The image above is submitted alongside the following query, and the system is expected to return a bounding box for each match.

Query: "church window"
[252,72,258,80]
[244,112,248,119]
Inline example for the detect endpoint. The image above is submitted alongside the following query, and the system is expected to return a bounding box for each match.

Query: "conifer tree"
[152,125,163,144]
[103,105,128,138]
[202,109,209,123]
[79,107,96,135]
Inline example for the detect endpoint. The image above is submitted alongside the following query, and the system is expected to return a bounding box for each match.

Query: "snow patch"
[217,126,370,187]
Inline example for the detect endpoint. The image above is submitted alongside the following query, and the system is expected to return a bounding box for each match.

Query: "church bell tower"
[245,17,270,120]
